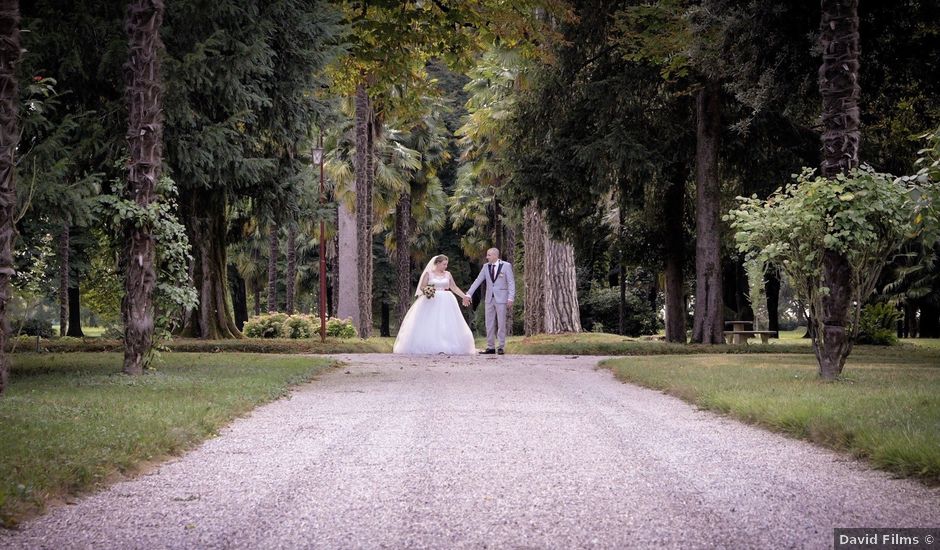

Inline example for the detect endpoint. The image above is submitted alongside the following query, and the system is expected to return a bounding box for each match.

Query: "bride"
[393,254,477,355]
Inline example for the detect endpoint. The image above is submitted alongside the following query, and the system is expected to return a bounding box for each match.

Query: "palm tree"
[328,96,451,331]
[380,102,451,327]
[121,0,164,375]
[228,212,269,319]
[455,48,581,335]
[816,0,860,379]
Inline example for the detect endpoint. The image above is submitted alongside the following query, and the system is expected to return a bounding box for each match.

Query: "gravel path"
[2,353,938,549]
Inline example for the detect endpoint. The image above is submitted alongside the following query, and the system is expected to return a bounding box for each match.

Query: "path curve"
[2,353,938,549]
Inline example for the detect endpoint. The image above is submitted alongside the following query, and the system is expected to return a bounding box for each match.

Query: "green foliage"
[857,303,902,346]
[326,317,357,338]
[449,48,525,257]
[281,316,313,339]
[11,318,54,339]
[243,314,357,339]
[613,0,693,82]
[96,176,199,350]
[884,127,940,307]
[244,313,290,338]
[80,230,123,324]
[914,126,940,184]
[727,166,939,344]
[581,287,660,337]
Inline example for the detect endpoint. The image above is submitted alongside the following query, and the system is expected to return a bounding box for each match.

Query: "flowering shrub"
[325,317,357,338]
[243,314,357,339]
[243,313,290,338]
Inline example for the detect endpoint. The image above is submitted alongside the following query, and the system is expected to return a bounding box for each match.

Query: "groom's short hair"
[488,247,500,257]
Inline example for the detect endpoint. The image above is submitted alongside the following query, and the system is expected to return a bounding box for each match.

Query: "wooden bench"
[722,330,778,345]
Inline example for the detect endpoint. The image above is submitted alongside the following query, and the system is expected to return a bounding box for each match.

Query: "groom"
[463,248,515,355]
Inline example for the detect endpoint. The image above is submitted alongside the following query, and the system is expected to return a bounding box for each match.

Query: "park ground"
[1,331,938,529]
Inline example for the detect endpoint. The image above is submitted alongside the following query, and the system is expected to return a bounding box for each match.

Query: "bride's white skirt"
[393,291,476,355]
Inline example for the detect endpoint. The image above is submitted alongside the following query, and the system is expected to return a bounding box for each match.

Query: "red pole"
[318,133,327,342]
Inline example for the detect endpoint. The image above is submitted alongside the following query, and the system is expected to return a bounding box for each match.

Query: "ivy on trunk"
[121,0,164,375]
[816,0,860,380]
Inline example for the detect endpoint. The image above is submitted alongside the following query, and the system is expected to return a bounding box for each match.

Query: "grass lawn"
[506,331,816,355]
[0,352,337,527]
[603,352,940,484]
[12,336,395,354]
[50,325,107,337]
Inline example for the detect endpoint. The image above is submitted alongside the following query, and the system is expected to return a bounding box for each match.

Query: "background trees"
[0,0,20,394]
[0,0,935,385]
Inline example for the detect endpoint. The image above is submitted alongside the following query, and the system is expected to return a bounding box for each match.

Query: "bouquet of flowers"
[422,285,436,299]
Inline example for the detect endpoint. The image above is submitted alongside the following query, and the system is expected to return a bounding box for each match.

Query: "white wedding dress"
[393,273,476,355]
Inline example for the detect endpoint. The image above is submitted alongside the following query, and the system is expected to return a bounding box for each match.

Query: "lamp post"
[312,135,326,342]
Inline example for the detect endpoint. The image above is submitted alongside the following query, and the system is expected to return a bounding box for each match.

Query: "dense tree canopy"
[0,0,937,388]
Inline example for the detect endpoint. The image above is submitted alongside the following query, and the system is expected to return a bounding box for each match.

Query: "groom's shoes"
[497,348,505,355]
[480,348,496,354]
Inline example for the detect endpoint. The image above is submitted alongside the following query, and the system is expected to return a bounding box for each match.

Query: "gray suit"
[467,260,516,349]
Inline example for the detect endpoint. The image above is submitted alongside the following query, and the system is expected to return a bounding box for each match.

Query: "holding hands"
[462,296,471,307]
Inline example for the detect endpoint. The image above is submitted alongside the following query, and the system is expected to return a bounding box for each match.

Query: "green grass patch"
[0,352,337,527]
[602,353,940,483]
[507,332,940,360]
[10,336,394,354]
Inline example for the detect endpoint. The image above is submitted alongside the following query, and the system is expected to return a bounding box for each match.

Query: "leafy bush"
[243,313,289,338]
[325,317,357,338]
[12,318,54,338]
[282,315,314,339]
[728,165,939,371]
[243,314,356,339]
[581,287,659,336]
[857,303,902,345]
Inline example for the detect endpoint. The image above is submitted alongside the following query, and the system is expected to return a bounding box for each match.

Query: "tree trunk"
[380,302,390,337]
[722,255,754,323]
[692,82,724,344]
[180,188,241,339]
[544,238,581,333]
[0,0,17,394]
[67,286,84,337]
[816,0,860,380]
[663,180,686,343]
[121,0,164,375]
[493,199,503,253]
[251,245,261,316]
[354,82,374,338]
[59,224,69,336]
[765,268,780,333]
[330,234,344,326]
[523,202,545,335]
[647,272,659,312]
[901,301,916,338]
[920,303,940,338]
[503,222,516,336]
[618,208,626,335]
[285,224,296,314]
[394,191,412,327]
[735,260,754,322]
[619,264,626,335]
[267,226,278,313]
[229,264,248,330]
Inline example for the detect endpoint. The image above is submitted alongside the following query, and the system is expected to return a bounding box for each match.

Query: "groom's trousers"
[485,298,508,349]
